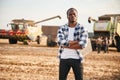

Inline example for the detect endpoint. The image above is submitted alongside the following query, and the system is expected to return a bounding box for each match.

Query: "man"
[102,36,109,53]
[96,36,102,53]
[57,8,88,80]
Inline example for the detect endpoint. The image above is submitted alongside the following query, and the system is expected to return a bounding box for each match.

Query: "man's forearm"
[69,41,78,44]
[63,41,83,49]
[69,43,83,49]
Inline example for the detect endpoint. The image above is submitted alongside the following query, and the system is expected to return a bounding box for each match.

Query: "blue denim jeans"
[59,59,83,80]
[97,44,101,53]
[103,45,108,53]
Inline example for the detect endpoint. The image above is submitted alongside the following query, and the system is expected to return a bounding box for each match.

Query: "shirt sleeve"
[57,26,69,47]
[78,26,88,48]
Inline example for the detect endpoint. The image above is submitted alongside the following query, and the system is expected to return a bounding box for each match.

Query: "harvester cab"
[7,19,35,44]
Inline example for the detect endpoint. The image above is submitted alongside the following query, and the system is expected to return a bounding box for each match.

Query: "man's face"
[67,10,78,23]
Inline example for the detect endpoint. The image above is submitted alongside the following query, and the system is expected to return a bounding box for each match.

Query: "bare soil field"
[0,39,120,80]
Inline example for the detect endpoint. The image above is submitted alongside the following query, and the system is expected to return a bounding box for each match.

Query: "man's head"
[67,8,78,24]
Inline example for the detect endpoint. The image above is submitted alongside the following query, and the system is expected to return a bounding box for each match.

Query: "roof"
[12,19,35,26]
[99,14,120,22]
[100,14,120,17]
[12,19,34,23]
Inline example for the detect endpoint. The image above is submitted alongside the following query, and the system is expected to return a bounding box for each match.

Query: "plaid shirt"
[57,23,88,59]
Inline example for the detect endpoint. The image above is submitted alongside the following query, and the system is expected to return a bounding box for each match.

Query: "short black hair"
[67,8,78,15]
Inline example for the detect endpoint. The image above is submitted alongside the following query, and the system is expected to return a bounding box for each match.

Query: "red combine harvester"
[0,15,61,45]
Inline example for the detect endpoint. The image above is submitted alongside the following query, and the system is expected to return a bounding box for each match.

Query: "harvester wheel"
[9,38,17,44]
[47,40,57,47]
[90,40,97,51]
[115,36,120,52]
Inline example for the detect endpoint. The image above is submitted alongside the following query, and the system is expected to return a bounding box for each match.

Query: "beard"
[69,20,76,24]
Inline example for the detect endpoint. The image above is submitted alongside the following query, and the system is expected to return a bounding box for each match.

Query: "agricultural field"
[0,39,120,80]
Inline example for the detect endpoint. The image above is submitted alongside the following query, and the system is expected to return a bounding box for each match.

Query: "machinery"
[88,14,120,52]
[0,15,61,45]
[41,25,59,47]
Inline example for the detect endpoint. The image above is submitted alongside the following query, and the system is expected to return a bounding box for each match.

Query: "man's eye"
[69,13,76,16]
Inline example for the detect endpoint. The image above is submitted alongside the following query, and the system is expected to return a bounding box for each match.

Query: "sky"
[0,0,120,32]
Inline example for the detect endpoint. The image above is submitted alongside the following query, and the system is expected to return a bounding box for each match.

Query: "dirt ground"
[0,39,120,80]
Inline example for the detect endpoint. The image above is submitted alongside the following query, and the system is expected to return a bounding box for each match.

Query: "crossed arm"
[64,41,83,49]
[57,26,88,50]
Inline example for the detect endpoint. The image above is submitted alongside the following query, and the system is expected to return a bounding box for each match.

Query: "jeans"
[59,59,83,80]
[103,45,108,53]
[97,44,101,53]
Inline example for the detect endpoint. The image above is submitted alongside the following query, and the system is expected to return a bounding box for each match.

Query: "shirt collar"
[66,22,79,28]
